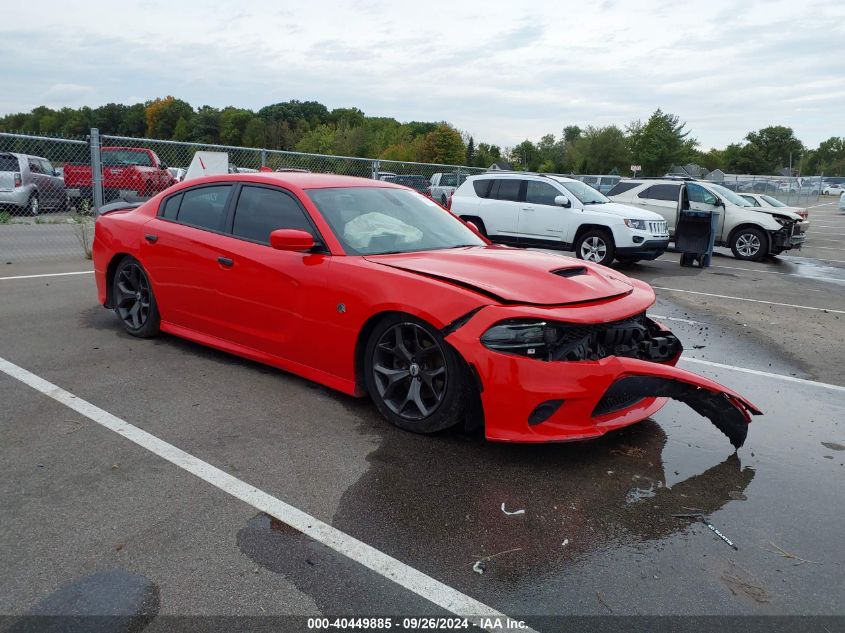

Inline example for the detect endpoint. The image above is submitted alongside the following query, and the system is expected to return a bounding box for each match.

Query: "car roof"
[172,172,406,190]
[472,172,578,183]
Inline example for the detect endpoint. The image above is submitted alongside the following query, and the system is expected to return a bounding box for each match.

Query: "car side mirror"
[554,195,571,208]
[160,162,168,170]
[270,229,315,252]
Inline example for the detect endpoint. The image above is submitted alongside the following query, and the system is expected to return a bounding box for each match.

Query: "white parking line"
[0,271,94,281]
[648,314,702,325]
[0,356,534,633]
[681,357,845,393]
[803,245,845,251]
[652,286,845,314]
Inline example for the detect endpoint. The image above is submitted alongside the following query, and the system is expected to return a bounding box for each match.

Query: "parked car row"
[448,173,810,264]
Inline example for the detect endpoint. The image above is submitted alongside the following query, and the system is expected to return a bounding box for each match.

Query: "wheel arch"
[352,309,484,431]
[104,252,132,308]
[573,223,615,246]
[728,223,771,251]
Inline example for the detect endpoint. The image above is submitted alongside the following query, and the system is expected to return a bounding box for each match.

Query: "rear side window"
[606,182,638,196]
[161,193,183,219]
[28,158,43,174]
[473,179,494,198]
[176,185,233,232]
[232,185,313,244]
[638,184,680,201]
[0,154,19,172]
[525,181,560,206]
[495,179,521,202]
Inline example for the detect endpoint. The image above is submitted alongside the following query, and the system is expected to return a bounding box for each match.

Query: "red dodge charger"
[93,173,760,446]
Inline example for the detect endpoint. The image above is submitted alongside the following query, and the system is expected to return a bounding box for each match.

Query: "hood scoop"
[553,266,588,278]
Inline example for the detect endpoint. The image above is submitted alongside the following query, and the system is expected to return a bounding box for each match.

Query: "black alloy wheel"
[113,258,160,337]
[365,316,466,433]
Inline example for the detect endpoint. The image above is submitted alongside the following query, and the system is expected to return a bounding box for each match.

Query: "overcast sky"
[2,0,843,150]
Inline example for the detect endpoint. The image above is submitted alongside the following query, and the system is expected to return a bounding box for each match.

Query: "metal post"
[372,160,380,180]
[261,149,267,168]
[90,127,104,212]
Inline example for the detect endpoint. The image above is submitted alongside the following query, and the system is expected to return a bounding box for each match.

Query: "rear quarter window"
[0,155,20,172]
[472,179,494,198]
[606,182,639,196]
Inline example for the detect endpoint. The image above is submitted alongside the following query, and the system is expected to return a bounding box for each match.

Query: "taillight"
[14,172,22,188]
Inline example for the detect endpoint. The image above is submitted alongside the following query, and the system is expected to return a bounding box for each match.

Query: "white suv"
[450,173,669,266]
[607,178,806,261]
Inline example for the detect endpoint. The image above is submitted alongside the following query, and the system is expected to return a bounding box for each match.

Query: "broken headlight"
[481,315,682,362]
[480,320,560,358]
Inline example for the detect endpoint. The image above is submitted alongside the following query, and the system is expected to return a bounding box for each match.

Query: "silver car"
[0,152,67,215]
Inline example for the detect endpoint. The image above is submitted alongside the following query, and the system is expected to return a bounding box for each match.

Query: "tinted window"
[161,193,183,219]
[473,179,493,198]
[525,181,560,206]
[28,158,42,174]
[232,186,313,243]
[687,183,718,205]
[606,182,639,196]
[639,184,680,201]
[176,186,233,231]
[0,154,20,172]
[495,179,521,202]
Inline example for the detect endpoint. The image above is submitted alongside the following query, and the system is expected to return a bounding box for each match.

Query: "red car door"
[140,183,237,338]
[215,184,331,366]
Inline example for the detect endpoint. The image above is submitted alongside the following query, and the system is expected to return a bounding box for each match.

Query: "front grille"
[648,220,668,235]
[593,390,644,416]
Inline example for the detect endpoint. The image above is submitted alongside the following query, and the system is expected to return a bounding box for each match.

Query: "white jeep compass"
[450,173,669,266]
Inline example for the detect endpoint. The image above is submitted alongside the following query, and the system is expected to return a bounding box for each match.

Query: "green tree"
[420,124,465,164]
[569,125,631,174]
[466,135,475,165]
[190,106,221,144]
[744,126,804,174]
[628,109,697,176]
[241,118,266,148]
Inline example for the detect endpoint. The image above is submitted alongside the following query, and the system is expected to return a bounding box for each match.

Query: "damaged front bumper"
[446,303,761,447]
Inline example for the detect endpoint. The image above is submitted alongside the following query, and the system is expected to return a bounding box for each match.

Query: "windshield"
[708,183,751,207]
[553,178,609,204]
[101,150,152,167]
[306,187,485,255]
[760,195,787,207]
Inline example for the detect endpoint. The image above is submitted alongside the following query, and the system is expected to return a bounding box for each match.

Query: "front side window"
[495,179,522,202]
[708,183,751,206]
[40,159,54,175]
[556,179,609,204]
[176,185,233,232]
[232,186,314,244]
[687,183,718,205]
[306,187,484,255]
[28,158,42,174]
[525,180,561,206]
[740,195,761,207]
[760,195,787,207]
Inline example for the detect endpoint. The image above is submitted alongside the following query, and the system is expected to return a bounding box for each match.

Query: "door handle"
[521,206,534,211]
[217,256,234,268]
[144,234,157,243]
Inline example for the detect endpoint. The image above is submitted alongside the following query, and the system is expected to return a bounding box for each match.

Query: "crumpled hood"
[365,247,635,305]
[749,207,803,221]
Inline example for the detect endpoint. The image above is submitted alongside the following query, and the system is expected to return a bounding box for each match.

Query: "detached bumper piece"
[595,375,761,448]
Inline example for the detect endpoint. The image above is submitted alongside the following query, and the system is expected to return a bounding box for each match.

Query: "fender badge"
[337,303,346,314]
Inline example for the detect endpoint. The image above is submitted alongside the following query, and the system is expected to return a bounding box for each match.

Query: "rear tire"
[27,194,39,217]
[575,229,615,266]
[730,227,767,261]
[112,257,161,338]
[364,315,466,434]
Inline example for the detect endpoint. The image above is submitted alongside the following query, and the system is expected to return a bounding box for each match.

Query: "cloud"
[1,0,843,150]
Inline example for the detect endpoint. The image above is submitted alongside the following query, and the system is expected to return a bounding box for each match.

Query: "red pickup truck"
[65,147,176,204]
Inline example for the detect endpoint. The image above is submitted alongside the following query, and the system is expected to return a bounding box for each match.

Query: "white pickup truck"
[429,172,468,206]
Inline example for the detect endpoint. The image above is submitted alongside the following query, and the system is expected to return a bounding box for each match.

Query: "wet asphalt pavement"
[0,200,843,629]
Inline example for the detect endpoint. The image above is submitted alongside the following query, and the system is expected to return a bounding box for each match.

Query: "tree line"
[1,98,842,176]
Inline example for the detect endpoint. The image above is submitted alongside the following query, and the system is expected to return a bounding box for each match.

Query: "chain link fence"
[703,173,824,207]
[0,130,485,262]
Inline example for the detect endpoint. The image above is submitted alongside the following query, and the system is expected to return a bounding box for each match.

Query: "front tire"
[112,257,161,338]
[730,227,767,261]
[364,315,466,434]
[575,229,615,266]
